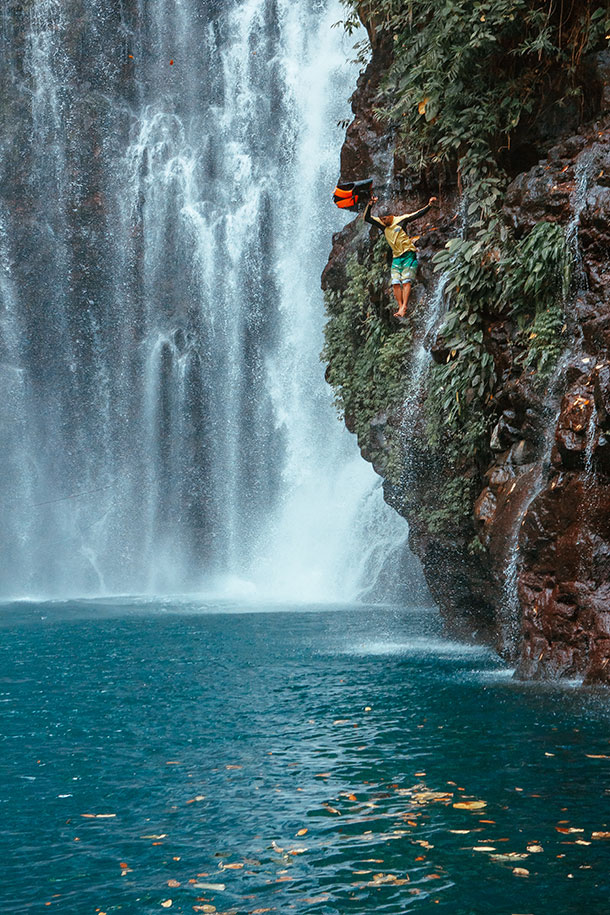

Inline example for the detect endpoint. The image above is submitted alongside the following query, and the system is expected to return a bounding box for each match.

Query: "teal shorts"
[391,251,418,286]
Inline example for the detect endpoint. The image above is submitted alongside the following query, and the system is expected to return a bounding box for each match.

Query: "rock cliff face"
[323,35,610,681]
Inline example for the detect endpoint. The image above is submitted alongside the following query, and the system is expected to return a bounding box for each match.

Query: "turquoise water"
[1,600,609,914]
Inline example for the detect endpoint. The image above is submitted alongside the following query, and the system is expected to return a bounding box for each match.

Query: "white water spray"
[0,0,415,602]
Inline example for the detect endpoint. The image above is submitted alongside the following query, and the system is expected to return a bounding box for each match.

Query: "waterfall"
[0,0,409,602]
[499,150,596,645]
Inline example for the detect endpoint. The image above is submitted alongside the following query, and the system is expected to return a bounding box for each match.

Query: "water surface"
[1,600,609,913]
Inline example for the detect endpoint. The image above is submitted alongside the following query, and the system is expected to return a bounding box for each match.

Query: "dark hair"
[377,205,394,219]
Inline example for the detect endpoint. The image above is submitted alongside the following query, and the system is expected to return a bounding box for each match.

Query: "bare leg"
[394,281,411,317]
[392,283,403,317]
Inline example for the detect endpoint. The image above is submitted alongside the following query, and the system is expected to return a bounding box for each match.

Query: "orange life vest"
[332,178,373,211]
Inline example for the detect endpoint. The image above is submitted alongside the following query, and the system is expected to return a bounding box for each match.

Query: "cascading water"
[499,150,596,642]
[0,0,411,601]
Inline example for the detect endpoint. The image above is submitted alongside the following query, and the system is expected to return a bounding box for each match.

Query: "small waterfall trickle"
[397,268,450,487]
[0,0,414,602]
[499,150,596,647]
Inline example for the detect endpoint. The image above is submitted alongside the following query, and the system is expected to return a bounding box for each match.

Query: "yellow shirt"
[384,218,417,257]
[364,201,431,257]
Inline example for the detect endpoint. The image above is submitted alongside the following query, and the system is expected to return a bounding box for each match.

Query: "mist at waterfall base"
[3,601,610,914]
[0,0,420,603]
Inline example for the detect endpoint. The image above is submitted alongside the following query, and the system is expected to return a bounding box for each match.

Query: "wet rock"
[509,439,537,466]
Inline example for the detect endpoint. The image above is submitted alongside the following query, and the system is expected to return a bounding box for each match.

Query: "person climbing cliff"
[364,194,438,318]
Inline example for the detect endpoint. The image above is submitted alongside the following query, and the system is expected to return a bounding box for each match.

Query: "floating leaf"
[491,853,529,862]
[161,901,172,909]
[323,804,341,815]
[453,800,487,810]
[296,829,308,836]
[512,868,529,877]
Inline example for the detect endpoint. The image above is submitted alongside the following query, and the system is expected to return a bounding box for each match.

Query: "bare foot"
[393,309,407,318]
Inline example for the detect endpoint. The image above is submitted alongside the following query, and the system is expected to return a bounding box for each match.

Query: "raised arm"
[394,204,431,230]
[364,198,384,229]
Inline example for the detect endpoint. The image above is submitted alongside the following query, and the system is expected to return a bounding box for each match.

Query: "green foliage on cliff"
[325,0,604,547]
[343,0,607,212]
[428,219,571,436]
[322,237,412,448]
[503,220,571,375]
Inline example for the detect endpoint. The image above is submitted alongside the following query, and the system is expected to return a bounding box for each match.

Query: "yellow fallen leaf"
[81,813,116,819]
[413,791,453,804]
[296,828,308,836]
[592,831,610,839]
[161,901,172,908]
[186,796,206,804]
[526,845,543,853]
[323,804,341,815]
[473,846,496,852]
[453,800,487,810]
[167,879,180,887]
[418,97,429,115]
[586,754,610,759]
[141,834,167,839]
[220,863,243,870]
[513,868,529,877]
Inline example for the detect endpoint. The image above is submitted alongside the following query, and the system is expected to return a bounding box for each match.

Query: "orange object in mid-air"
[332,177,373,211]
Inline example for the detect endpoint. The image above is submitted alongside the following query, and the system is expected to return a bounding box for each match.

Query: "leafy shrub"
[322,238,413,445]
